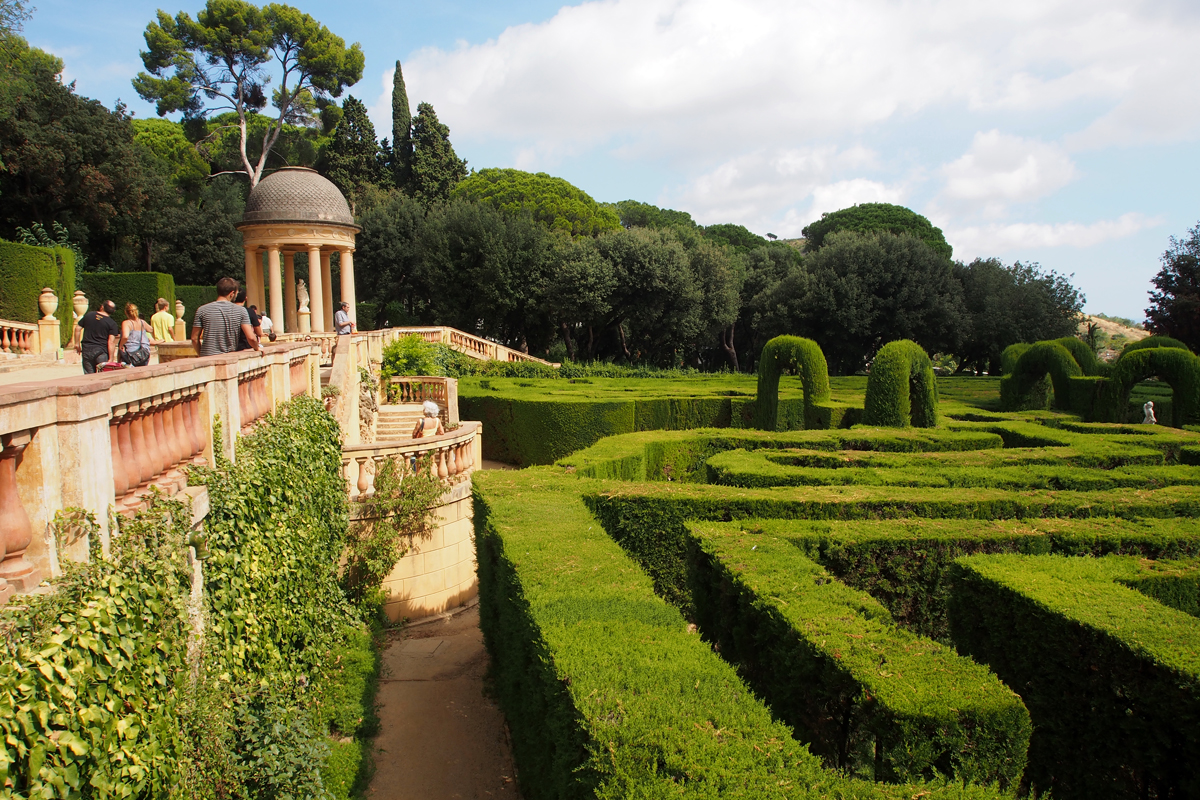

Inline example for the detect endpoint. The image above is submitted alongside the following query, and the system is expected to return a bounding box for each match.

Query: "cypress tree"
[391,60,413,192]
[409,102,468,205]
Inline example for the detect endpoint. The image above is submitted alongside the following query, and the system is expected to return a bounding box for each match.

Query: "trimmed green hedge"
[1000,340,1082,411]
[1117,559,1200,618]
[80,272,176,325]
[949,554,1200,800]
[0,239,76,346]
[175,284,217,336]
[754,335,832,430]
[999,343,1029,375]
[689,529,1030,786]
[1053,336,1106,376]
[473,470,1004,799]
[864,340,938,427]
[1092,346,1200,427]
[1121,335,1190,357]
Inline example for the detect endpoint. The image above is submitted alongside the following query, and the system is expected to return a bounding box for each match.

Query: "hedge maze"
[472,339,1200,799]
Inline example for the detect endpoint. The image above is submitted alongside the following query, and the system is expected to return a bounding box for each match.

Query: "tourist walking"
[412,401,445,438]
[335,301,355,335]
[119,303,155,367]
[74,300,120,374]
[150,297,175,341]
[191,277,258,356]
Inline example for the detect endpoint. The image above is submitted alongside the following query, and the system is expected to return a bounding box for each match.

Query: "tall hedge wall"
[754,335,831,430]
[79,272,176,325]
[864,340,938,427]
[1121,335,1190,357]
[1000,341,1082,411]
[0,239,76,346]
[1094,346,1200,427]
[175,284,217,336]
[949,554,1200,800]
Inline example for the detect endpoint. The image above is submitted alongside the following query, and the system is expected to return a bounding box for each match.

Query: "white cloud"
[938,130,1078,217]
[946,212,1162,259]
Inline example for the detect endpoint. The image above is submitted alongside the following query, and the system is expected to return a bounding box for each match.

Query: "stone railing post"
[37,287,59,356]
[174,299,187,341]
[0,430,37,594]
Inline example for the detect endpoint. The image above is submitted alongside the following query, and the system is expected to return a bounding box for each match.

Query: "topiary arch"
[1120,335,1191,359]
[863,340,938,427]
[1000,341,1084,411]
[754,336,830,430]
[1000,343,1030,376]
[1095,347,1200,427]
[1053,337,1106,376]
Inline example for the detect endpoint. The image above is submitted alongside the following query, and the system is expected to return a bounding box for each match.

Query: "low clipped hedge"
[864,340,938,427]
[754,335,832,430]
[473,469,1004,799]
[689,529,1030,787]
[1117,559,1200,618]
[0,239,76,346]
[80,272,176,325]
[1000,340,1082,411]
[949,554,1200,800]
[1093,346,1200,427]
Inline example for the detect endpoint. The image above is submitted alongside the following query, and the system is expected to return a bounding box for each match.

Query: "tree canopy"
[391,60,413,191]
[453,168,621,236]
[133,0,363,187]
[614,199,697,230]
[408,102,467,205]
[802,203,953,260]
[1145,222,1200,351]
[321,95,386,212]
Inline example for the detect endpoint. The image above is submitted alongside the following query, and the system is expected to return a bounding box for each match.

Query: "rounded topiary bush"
[863,340,938,427]
[1096,347,1200,427]
[1054,336,1107,376]
[754,336,830,431]
[1000,343,1030,376]
[1000,341,1082,411]
[1120,335,1191,358]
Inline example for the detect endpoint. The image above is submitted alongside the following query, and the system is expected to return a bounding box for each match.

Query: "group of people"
[76,275,359,373]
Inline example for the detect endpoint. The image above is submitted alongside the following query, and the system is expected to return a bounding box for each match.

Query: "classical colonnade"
[239,223,358,333]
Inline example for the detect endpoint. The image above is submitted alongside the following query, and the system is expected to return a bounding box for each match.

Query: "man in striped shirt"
[191,277,258,357]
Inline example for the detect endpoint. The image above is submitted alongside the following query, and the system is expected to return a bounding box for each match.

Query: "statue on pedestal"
[297,279,310,312]
[1143,400,1157,425]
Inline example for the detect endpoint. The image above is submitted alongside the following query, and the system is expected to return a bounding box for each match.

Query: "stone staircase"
[376,405,423,440]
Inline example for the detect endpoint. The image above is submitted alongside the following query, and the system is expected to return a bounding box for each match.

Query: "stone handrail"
[275,331,336,366]
[342,421,481,503]
[386,376,449,405]
[0,342,321,604]
[0,320,38,356]
[379,326,557,367]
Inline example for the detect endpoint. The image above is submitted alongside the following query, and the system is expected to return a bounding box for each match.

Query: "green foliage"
[754,335,831,430]
[379,334,439,380]
[1052,335,1106,375]
[474,470,1004,800]
[132,117,209,193]
[321,95,386,211]
[16,220,87,273]
[174,284,217,336]
[0,238,75,345]
[612,199,697,230]
[391,60,413,190]
[453,168,622,236]
[802,202,953,260]
[79,270,175,324]
[702,223,768,252]
[1120,334,1191,357]
[1094,345,1200,426]
[343,455,443,603]
[999,340,1082,411]
[0,494,193,794]
[999,343,1029,375]
[1145,222,1200,351]
[134,0,364,186]
[949,554,1200,799]
[409,102,467,204]
[864,339,938,427]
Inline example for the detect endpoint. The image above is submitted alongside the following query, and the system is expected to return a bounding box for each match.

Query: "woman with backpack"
[119,303,156,367]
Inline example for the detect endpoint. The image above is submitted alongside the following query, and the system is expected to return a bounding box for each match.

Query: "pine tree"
[409,102,468,206]
[391,60,413,192]
[322,96,382,214]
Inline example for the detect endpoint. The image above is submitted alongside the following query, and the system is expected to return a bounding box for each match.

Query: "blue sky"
[24,0,1200,320]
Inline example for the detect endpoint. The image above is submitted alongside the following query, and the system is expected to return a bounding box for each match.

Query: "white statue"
[1143,400,1156,425]
[297,279,310,312]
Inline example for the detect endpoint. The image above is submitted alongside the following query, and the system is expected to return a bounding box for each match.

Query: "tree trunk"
[560,323,576,361]
[720,322,739,371]
[142,238,153,271]
[587,325,595,360]
[617,323,632,362]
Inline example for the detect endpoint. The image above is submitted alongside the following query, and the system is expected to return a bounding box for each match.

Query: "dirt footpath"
[368,604,521,800]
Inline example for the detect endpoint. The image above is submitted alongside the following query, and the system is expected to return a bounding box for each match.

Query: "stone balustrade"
[386,376,450,405]
[275,332,336,366]
[1,320,38,356]
[0,342,321,603]
[341,421,480,502]
[379,326,557,367]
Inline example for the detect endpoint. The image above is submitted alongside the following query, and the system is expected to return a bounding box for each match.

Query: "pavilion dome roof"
[241,167,356,227]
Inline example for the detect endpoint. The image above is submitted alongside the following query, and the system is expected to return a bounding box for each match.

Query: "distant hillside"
[1079,314,1148,362]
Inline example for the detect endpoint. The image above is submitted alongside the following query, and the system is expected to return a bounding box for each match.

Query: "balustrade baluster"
[161,397,185,491]
[170,395,188,466]
[130,403,154,489]
[1,328,10,352]
[448,445,458,476]
[117,410,137,504]
[260,373,272,418]
[185,390,205,464]
[0,431,36,590]
[110,416,128,498]
[437,447,449,479]
[343,457,358,500]
[356,456,372,497]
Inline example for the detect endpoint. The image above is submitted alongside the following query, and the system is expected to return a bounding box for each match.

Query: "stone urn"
[176,299,186,320]
[38,288,58,320]
[72,290,89,321]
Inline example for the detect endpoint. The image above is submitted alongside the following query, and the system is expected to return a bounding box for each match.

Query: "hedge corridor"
[474,370,1200,800]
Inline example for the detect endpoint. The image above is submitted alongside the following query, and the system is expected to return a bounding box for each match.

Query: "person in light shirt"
[150,298,174,341]
[335,301,355,335]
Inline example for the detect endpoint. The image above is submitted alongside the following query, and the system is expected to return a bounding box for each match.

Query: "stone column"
[321,252,335,333]
[243,247,262,310]
[308,246,325,333]
[267,246,284,338]
[283,251,297,334]
[340,248,357,325]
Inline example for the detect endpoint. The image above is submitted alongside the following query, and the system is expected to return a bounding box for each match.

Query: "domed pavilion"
[236,167,361,333]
